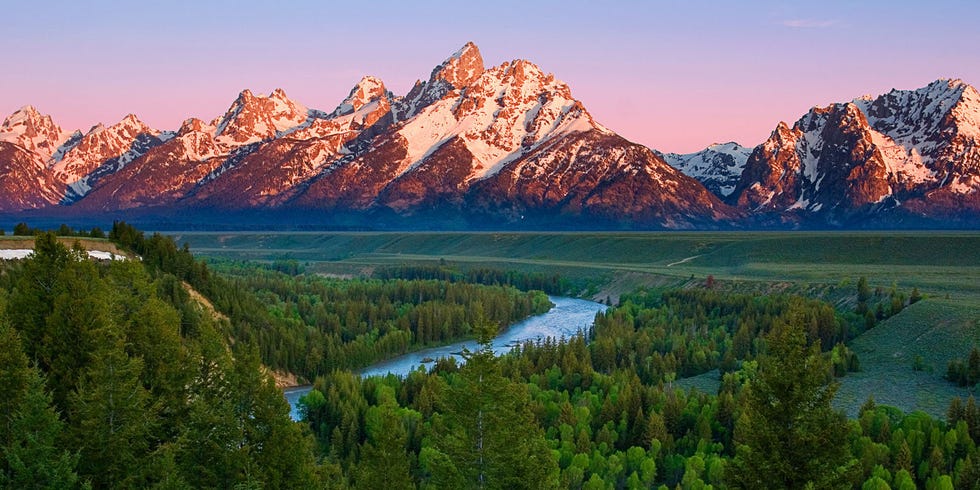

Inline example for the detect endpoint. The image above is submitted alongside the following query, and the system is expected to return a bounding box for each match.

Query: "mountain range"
[1,43,977,229]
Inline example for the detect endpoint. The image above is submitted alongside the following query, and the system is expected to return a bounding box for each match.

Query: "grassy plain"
[171,231,979,299]
[172,230,979,417]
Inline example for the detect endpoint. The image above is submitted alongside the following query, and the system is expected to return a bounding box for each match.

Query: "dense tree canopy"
[0,232,321,488]
[729,322,855,488]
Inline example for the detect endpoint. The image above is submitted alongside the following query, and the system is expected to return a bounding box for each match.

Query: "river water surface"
[285,296,606,420]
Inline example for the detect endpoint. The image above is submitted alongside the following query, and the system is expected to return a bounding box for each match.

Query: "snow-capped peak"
[0,105,72,158]
[660,142,752,197]
[331,76,392,117]
[213,88,310,147]
[734,77,980,216]
[392,54,609,182]
[849,78,979,176]
[2,105,41,127]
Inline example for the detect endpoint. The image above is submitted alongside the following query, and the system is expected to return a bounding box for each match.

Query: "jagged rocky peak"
[213,88,309,146]
[1,105,49,133]
[758,121,799,155]
[388,48,608,190]
[0,105,71,158]
[111,114,154,137]
[396,42,487,120]
[797,101,855,129]
[733,78,980,220]
[431,41,485,88]
[489,58,574,102]
[51,113,170,202]
[949,83,980,142]
[270,87,290,101]
[179,118,211,135]
[853,78,979,144]
[331,76,392,117]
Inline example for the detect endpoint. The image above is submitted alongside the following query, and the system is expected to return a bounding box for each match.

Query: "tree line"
[374,263,570,295]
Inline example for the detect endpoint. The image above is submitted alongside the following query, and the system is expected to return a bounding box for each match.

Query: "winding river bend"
[285,296,607,420]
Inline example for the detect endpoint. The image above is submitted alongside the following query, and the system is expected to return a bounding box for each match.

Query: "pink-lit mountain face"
[728,79,980,224]
[0,44,976,229]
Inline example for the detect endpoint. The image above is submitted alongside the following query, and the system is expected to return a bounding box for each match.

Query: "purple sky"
[3,0,978,153]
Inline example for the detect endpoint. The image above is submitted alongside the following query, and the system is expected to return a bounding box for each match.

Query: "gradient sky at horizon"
[3,0,978,153]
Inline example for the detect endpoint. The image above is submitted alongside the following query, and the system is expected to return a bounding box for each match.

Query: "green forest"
[0,223,978,488]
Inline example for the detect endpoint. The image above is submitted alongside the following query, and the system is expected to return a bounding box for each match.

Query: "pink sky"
[2,1,977,154]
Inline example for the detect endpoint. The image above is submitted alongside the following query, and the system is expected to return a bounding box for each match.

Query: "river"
[284,296,607,420]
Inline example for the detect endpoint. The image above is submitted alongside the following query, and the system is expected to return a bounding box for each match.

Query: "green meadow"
[172,230,979,299]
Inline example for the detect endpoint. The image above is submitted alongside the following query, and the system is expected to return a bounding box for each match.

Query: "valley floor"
[173,230,980,417]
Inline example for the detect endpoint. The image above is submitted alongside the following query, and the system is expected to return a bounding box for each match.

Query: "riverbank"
[285,296,607,420]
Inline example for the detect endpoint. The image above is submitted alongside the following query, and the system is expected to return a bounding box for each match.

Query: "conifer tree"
[70,328,152,488]
[2,367,82,489]
[0,323,30,446]
[231,342,320,489]
[42,259,113,406]
[425,320,558,489]
[355,389,416,490]
[174,326,245,488]
[6,233,74,360]
[728,320,855,489]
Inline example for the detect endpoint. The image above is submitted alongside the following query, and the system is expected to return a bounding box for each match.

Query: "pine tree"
[6,233,74,361]
[355,391,416,490]
[969,347,980,386]
[895,439,913,474]
[728,320,855,489]
[175,326,249,489]
[426,321,558,489]
[41,259,113,406]
[70,329,152,488]
[909,287,922,305]
[2,367,82,489]
[0,323,30,446]
[228,342,320,490]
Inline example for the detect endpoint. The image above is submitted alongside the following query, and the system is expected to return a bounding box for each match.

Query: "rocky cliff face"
[0,142,63,212]
[731,79,980,223]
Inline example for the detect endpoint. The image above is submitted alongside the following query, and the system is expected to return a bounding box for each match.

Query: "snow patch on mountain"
[866,128,934,185]
[394,57,609,182]
[331,76,392,117]
[660,142,752,197]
